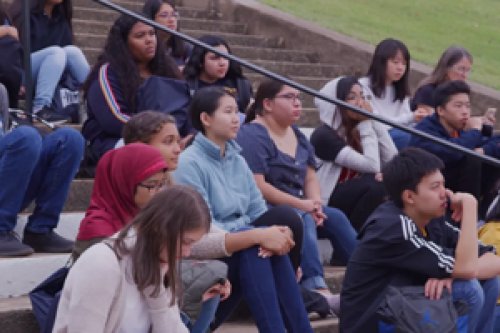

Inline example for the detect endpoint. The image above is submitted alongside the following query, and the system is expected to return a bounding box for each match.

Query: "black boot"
[0,231,34,257]
[23,230,74,253]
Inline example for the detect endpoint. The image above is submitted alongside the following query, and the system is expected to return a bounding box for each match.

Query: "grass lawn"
[260,0,500,90]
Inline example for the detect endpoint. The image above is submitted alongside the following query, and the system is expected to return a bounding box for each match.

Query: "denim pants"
[31,45,90,110]
[452,277,499,333]
[213,246,313,333]
[181,296,220,333]
[0,126,84,233]
[300,206,357,290]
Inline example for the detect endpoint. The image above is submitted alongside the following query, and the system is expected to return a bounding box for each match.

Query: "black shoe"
[35,107,70,126]
[0,231,34,257]
[23,230,74,253]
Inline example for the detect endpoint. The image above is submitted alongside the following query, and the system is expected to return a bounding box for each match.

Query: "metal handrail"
[23,0,32,117]
[93,0,500,168]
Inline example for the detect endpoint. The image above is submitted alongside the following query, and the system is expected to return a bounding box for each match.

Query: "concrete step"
[73,5,217,20]
[23,179,93,214]
[0,296,338,333]
[73,17,247,35]
[244,60,343,78]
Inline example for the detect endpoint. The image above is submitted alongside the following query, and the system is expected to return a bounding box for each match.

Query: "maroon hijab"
[77,143,168,240]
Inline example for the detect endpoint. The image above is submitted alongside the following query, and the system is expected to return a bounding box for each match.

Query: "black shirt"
[410,83,437,111]
[30,9,72,52]
[340,201,493,333]
[310,124,346,162]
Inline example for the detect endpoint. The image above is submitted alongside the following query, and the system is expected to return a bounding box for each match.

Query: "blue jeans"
[31,46,90,110]
[0,126,84,233]
[300,206,357,290]
[181,296,220,333]
[452,277,499,333]
[389,127,411,150]
[213,246,313,333]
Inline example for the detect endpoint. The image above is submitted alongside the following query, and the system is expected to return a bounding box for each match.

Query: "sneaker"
[35,107,70,126]
[0,231,34,257]
[23,230,74,253]
[314,289,340,316]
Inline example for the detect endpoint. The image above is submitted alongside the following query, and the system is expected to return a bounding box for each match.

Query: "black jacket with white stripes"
[339,201,493,333]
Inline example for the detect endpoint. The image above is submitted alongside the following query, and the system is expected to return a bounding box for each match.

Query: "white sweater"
[53,241,188,333]
[358,76,413,130]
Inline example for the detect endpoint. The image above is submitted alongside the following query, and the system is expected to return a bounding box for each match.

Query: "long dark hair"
[336,76,363,153]
[366,38,410,102]
[419,46,472,87]
[83,14,182,113]
[245,79,284,123]
[183,35,244,82]
[143,0,189,61]
[115,185,210,304]
[10,0,73,39]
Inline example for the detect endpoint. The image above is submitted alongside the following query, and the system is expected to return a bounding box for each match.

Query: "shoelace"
[8,108,56,130]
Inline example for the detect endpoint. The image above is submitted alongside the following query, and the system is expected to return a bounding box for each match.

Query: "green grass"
[260,0,500,90]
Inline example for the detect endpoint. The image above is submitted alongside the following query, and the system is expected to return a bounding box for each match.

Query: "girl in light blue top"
[174,86,314,333]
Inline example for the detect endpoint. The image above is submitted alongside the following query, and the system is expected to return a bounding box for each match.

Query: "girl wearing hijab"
[311,76,397,231]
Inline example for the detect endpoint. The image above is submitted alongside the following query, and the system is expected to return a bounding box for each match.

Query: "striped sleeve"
[399,215,455,274]
[98,64,130,123]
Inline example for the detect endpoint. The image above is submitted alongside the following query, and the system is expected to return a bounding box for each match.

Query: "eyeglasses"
[275,93,304,103]
[451,65,471,75]
[157,11,180,19]
[138,179,168,193]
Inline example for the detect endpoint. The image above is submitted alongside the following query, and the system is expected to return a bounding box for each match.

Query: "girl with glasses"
[143,0,192,69]
[311,76,397,231]
[174,86,314,333]
[237,79,357,311]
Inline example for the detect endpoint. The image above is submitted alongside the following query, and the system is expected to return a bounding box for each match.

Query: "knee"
[272,205,303,230]
[49,128,85,158]
[5,126,42,157]
[454,279,485,308]
[45,46,67,63]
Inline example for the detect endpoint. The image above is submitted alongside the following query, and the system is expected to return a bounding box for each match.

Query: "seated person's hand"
[413,106,433,122]
[258,226,295,256]
[0,26,18,40]
[374,172,383,182]
[424,278,452,300]
[202,279,231,302]
[18,85,25,97]
[446,190,477,222]
[466,116,484,131]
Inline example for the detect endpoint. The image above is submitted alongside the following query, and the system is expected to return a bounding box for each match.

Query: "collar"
[193,132,242,161]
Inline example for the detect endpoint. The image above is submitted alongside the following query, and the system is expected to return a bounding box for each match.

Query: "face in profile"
[134,171,168,208]
[148,123,181,170]
[127,22,157,64]
[202,94,240,142]
[405,170,447,220]
[265,85,302,125]
[447,57,472,81]
[343,83,368,121]
[154,2,178,31]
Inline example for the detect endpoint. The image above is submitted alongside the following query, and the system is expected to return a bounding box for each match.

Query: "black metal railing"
[77,0,499,168]
[23,0,32,116]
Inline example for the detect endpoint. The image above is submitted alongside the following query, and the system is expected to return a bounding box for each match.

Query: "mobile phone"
[484,107,497,119]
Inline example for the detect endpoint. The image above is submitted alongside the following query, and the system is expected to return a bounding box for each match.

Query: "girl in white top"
[53,186,212,333]
[359,38,428,149]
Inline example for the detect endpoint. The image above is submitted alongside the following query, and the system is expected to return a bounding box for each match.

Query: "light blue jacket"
[173,133,267,232]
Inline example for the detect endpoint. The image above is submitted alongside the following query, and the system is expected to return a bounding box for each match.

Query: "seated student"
[143,0,192,69]
[73,143,229,333]
[53,185,213,333]
[237,79,357,298]
[0,5,23,110]
[312,76,397,231]
[122,111,181,178]
[340,148,499,333]
[410,80,500,214]
[360,38,428,150]
[411,46,495,129]
[174,87,314,333]
[183,35,252,115]
[9,0,90,123]
[0,125,84,256]
[82,14,185,161]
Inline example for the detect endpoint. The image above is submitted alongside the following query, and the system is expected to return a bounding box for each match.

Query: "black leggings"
[251,205,303,271]
[328,174,386,231]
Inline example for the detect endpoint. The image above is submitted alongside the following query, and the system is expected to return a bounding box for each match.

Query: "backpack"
[136,76,192,137]
[51,72,81,123]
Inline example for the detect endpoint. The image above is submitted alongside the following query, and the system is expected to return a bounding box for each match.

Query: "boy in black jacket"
[340,148,499,333]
